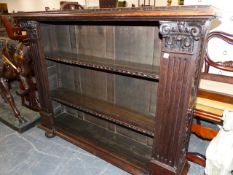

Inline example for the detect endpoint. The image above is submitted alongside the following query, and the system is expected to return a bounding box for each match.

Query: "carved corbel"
[20,21,39,41]
[159,21,203,54]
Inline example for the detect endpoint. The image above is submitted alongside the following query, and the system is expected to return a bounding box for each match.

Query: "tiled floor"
[0,122,130,175]
[0,120,209,175]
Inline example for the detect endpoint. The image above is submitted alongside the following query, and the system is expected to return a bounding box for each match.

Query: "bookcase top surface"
[12,5,216,21]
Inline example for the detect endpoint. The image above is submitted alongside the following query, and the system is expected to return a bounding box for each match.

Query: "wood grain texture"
[44,24,159,142]
[153,53,194,167]
[149,19,210,174]
[115,76,157,116]
[194,108,222,123]
[22,22,54,130]
[13,6,216,21]
[201,73,233,84]
[186,152,206,167]
[198,88,233,104]
[55,112,152,175]
[45,51,159,80]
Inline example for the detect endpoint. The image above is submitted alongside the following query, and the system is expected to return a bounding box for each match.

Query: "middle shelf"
[45,51,160,81]
[51,88,155,136]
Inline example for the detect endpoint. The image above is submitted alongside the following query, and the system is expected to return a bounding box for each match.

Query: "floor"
[0,84,209,175]
[0,87,40,133]
[0,118,209,175]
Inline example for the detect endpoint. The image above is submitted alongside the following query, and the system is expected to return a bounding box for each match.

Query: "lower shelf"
[53,112,152,175]
[51,88,155,136]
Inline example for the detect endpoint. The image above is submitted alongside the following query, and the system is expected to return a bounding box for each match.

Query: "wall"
[1,0,78,12]
[185,0,233,95]
[2,0,178,12]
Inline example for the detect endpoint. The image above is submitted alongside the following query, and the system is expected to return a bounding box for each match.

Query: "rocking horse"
[0,15,40,124]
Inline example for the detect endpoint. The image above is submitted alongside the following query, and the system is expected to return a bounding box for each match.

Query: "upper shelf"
[12,6,216,21]
[45,51,160,80]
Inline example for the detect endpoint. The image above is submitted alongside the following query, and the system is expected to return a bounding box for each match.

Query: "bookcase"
[14,6,216,175]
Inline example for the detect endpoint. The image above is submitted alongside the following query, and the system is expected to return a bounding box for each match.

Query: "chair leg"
[186,152,206,167]
[191,123,218,140]
[196,118,201,125]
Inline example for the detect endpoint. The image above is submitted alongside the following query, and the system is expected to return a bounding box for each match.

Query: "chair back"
[204,31,233,73]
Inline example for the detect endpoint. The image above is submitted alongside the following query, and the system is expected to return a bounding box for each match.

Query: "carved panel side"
[150,20,209,175]
[20,21,54,128]
[153,53,195,165]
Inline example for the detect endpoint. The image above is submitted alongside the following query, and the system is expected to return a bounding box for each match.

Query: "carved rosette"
[159,21,202,54]
[20,21,39,41]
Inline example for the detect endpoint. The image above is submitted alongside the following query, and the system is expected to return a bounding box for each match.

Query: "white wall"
[1,0,92,12]
[185,0,233,67]
[2,0,178,12]
[184,0,233,32]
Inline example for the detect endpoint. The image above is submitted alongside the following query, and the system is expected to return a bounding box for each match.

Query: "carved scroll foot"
[45,130,55,138]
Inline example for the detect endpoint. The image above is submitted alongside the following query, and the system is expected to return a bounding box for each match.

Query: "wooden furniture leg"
[187,123,218,167]
[186,152,206,167]
[191,123,218,140]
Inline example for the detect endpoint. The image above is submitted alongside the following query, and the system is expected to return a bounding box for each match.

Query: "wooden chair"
[187,31,233,166]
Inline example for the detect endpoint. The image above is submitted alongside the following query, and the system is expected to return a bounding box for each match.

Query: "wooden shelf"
[54,113,152,174]
[45,51,160,80]
[51,88,155,136]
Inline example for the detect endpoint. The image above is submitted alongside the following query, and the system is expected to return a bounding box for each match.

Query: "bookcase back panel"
[41,22,159,146]
[41,23,161,64]
[47,63,157,117]
[46,59,156,145]
[41,23,159,117]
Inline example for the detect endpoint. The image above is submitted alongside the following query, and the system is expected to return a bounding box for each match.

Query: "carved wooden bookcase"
[13,6,216,175]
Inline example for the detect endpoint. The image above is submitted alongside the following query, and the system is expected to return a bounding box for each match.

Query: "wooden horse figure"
[0,16,40,124]
[1,42,27,123]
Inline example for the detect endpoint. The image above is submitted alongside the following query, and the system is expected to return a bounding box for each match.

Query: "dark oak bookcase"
[13,6,216,175]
